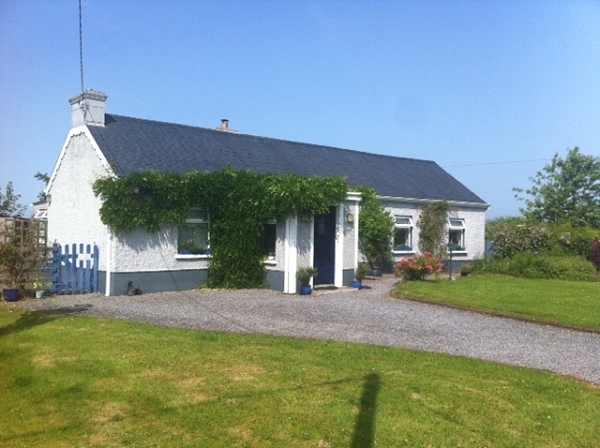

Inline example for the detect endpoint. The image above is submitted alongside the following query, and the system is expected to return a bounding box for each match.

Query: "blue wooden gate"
[49,244,99,294]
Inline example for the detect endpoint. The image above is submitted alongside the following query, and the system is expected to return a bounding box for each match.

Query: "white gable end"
[47,126,115,272]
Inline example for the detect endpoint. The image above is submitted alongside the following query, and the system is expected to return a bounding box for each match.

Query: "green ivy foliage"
[93,171,190,234]
[93,168,349,288]
[357,187,394,270]
[417,201,450,257]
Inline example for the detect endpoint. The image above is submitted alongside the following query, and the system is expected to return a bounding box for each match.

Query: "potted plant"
[351,262,371,289]
[28,278,52,299]
[296,266,318,295]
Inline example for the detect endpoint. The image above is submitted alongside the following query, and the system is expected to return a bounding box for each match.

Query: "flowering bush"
[394,253,444,281]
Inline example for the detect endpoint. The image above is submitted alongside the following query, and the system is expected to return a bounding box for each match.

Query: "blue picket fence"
[49,243,99,294]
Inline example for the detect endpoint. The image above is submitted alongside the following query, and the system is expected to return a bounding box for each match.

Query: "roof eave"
[376,195,490,211]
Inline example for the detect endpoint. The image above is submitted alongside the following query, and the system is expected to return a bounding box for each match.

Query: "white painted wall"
[112,226,210,272]
[47,129,112,271]
[342,196,361,270]
[381,198,488,261]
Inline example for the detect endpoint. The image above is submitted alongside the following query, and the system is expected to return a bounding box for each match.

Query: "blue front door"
[313,207,336,285]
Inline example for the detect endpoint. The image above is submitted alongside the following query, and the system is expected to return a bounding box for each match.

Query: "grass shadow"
[0,305,94,337]
[0,311,59,337]
[350,373,381,448]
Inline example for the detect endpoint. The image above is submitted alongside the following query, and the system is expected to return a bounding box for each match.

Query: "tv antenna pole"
[78,0,85,93]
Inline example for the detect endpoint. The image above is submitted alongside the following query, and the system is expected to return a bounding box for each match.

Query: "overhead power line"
[444,158,550,168]
[79,0,85,93]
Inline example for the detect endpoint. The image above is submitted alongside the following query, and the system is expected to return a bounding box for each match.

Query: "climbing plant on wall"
[93,168,349,288]
[357,187,395,271]
[417,201,451,257]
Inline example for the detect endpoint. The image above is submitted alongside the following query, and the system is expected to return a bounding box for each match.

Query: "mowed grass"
[396,274,600,331]
[1,307,599,447]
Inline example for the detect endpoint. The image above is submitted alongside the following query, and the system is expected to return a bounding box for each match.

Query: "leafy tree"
[0,182,26,218]
[514,148,600,228]
[357,187,394,271]
[34,172,50,202]
[417,201,450,256]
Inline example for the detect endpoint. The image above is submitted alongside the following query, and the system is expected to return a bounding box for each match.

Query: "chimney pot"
[221,119,229,130]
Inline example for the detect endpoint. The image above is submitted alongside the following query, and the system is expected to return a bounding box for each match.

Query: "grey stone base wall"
[265,270,284,291]
[99,269,286,296]
[98,270,209,296]
[343,268,355,286]
[443,259,475,273]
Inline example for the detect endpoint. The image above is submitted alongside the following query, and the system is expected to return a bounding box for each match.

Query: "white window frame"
[263,219,277,265]
[393,216,414,253]
[448,218,466,253]
[176,208,210,259]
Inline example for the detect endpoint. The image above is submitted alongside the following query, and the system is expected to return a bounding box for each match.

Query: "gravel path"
[5,275,600,385]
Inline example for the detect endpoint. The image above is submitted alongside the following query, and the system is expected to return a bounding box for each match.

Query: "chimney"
[69,90,108,128]
[214,118,239,133]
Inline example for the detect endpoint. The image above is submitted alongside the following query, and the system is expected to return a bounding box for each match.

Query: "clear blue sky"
[1,0,599,218]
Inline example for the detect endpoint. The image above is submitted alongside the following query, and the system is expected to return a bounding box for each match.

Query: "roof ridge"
[106,113,436,165]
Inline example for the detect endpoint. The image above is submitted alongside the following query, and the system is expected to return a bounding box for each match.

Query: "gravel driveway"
[6,275,600,385]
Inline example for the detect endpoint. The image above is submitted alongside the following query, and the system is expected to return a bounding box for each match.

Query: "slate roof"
[87,114,487,205]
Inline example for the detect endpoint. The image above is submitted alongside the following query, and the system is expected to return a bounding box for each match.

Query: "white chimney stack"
[69,90,108,128]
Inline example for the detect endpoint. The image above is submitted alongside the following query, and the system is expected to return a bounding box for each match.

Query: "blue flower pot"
[3,288,19,302]
[351,280,362,289]
[299,285,312,295]
[371,269,383,277]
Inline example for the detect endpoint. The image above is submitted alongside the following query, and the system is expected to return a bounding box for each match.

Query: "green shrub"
[547,224,600,257]
[542,256,599,281]
[460,264,473,276]
[489,220,550,259]
[475,253,598,282]
[357,187,394,270]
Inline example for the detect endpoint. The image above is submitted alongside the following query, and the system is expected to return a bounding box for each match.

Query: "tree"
[357,187,395,271]
[34,172,50,202]
[514,148,600,228]
[0,182,26,218]
[417,201,450,256]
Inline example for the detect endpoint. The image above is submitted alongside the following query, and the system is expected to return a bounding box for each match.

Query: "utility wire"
[444,158,549,168]
[79,0,85,93]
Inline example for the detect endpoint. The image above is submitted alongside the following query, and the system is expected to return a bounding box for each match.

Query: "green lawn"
[396,274,600,331]
[1,306,599,447]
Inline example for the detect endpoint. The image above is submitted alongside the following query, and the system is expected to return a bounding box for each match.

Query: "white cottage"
[47,90,489,295]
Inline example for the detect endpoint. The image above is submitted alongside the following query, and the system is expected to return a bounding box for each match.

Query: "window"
[262,219,277,259]
[178,209,209,255]
[448,218,465,252]
[393,216,413,252]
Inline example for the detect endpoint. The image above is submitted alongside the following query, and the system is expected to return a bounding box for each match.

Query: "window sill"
[263,259,277,266]
[393,250,415,255]
[175,254,211,260]
[448,251,467,256]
